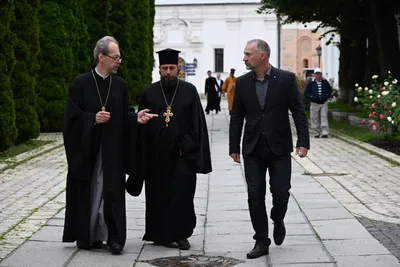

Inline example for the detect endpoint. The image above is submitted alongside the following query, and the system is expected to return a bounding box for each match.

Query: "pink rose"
[378,99,381,104]
[361,119,366,124]
[379,114,385,120]
[372,103,376,108]
[372,125,377,132]
[389,110,392,115]
[384,105,387,109]
[373,112,377,115]
[368,113,373,118]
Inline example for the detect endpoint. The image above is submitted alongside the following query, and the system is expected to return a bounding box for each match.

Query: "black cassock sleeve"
[125,105,144,197]
[180,93,212,174]
[63,77,96,180]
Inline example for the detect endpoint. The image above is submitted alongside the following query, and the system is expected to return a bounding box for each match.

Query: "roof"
[156,0,260,5]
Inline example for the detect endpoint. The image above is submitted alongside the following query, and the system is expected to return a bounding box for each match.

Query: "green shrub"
[0,1,18,151]
[11,0,41,144]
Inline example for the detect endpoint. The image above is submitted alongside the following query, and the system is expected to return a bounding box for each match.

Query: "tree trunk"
[338,26,366,104]
[369,0,400,78]
[364,12,380,86]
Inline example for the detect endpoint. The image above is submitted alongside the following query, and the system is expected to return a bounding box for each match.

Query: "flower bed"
[354,72,399,136]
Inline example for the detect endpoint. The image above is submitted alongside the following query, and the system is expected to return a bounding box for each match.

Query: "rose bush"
[354,71,400,136]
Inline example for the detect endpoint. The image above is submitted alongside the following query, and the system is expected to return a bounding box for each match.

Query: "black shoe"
[314,135,320,138]
[177,239,190,250]
[246,242,269,259]
[216,110,219,114]
[109,242,123,255]
[90,240,104,249]
[273,220,286,246]
[153,241,179,248]
[77,244,91,250]
[321,135,328,138]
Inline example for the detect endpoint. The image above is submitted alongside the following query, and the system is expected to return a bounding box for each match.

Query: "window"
[302,59,309,68]
[214,48,224,72]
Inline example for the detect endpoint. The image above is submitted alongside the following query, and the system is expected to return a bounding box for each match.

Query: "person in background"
[222,68,236,115]
[304,68,332,138]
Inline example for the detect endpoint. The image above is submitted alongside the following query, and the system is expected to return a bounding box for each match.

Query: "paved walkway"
[0,100,400,267]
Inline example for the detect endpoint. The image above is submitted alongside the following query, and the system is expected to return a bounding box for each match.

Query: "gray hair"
[247,39,271,57]
[93,36,119,64]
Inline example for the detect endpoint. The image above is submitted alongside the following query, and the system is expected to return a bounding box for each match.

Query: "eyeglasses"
[104,54,122,62]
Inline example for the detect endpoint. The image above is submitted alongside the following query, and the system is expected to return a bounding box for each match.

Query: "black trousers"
[243,136,291,246]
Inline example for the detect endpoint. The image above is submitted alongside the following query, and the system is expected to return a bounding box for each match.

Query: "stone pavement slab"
[1,101,400,266]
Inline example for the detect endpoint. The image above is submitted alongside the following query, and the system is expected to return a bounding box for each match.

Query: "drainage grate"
[144,255,244,267]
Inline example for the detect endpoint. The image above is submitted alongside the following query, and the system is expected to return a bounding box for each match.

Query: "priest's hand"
[95,111,111,124]
[230,153,241,163]
[137,109,158,124]
[295,147,308,158]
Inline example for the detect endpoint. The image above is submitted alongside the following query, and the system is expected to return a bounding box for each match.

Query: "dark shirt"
[253,65,272,108]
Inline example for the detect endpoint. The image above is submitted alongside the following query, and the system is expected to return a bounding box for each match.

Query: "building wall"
[281,28,322,74]
[153,3,340,92]
[152,3,278,92]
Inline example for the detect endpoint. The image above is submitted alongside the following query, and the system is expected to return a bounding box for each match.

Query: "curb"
[329,129,400,166]
[0,134,64,172]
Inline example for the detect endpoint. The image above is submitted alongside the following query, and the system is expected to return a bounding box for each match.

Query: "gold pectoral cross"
[101,106,106,112]
[163,106,174,127]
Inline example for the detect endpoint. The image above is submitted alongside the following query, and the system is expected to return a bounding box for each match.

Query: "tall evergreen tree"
[147,0,155,85]
[62,0,91,74]
[85,0,111,62]
[0,1,18,151]
[108,0,152,105]
[108,0,135,101]
[36,1,76,131]
[11,0,41,144]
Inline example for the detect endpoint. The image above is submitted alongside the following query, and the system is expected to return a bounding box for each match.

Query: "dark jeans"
[243,137,291,246]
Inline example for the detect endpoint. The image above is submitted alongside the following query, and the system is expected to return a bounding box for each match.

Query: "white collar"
[95,67,110,80]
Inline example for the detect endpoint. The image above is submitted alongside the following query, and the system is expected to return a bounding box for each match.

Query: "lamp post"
[316,45,322,68]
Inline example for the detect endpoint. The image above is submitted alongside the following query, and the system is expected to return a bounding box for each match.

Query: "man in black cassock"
[62,36,157,255]
[204,70,220,114]
[136,48,212,250]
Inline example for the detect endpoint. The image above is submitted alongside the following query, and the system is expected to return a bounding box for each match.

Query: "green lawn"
[327,119,399,142]
[328,101,363,113]
[306,109,398,142]
[0,140,52,161]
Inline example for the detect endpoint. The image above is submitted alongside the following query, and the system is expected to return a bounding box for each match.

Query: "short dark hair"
[247,39,271,57]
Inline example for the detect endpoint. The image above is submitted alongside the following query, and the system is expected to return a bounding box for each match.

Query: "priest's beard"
[161,76,178,89]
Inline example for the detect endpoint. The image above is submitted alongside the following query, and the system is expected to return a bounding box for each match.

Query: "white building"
[153,0,340,92]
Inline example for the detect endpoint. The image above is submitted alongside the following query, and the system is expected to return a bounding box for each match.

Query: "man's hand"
[95,111,111,124]
[230,153,241,163]
[137,109,158,124]
[295,147,308,158]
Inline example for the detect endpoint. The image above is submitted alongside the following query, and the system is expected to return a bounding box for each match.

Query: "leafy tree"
[11,0,41,144]
[0,1,18,151]
[258,0,400,103]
